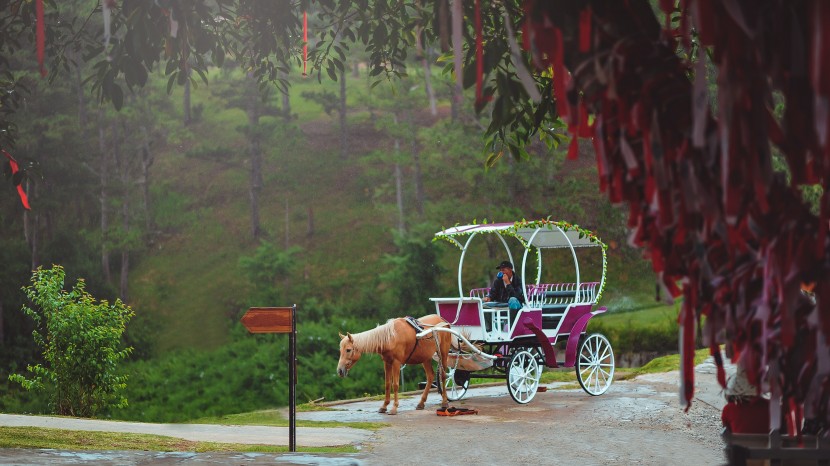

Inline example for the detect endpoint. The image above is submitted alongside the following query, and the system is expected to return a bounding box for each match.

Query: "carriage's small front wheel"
[445,366,470,401]
[576,333,615,396]
[507,350,542,404]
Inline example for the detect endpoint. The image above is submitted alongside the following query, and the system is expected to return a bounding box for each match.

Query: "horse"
[337,314,452,415]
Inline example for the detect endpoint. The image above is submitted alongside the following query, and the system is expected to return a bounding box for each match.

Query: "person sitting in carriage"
[484,260,525,310]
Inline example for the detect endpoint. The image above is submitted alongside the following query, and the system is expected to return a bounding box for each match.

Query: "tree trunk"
[416,27,438,116]
[98,115,112,285]
[394,150,405,235]
[450,83,460,122]
[307,205,314,239]
[120,248,129,302]
[339,68,348,159]
[139,126,154,238]
[438,0,450,52]
[352,61,360,78]
[114,118,130,302]
[451,0,463,122]
[285,198,290,249]
[27,181,39,270]
[74,49,87,130]
[183,64,192,125]
[408,114,425,216]
[280,71,292,121]
[247,74,262,240]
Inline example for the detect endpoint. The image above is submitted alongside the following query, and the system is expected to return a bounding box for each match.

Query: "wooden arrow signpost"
[241,305,297,452]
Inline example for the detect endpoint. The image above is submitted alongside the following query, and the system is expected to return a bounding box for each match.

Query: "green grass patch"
[597,301,680,328]
[619,348,711,380]
[188,409,387,430]
[540,368,578,383]
[0,426,357,453]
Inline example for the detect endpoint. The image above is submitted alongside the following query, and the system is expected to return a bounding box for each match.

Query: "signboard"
[241,307,293,333]
[241,305,297,452]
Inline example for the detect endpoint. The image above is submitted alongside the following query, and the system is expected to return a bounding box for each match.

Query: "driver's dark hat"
[496,260,513,270]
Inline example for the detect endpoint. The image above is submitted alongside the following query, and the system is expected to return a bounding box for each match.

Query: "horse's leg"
[417,361,434,410]
[379,361,391,413]
[438,336,450,408]
[389,360,401,415]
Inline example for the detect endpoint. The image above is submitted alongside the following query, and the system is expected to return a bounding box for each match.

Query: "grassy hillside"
[126,68,658,355]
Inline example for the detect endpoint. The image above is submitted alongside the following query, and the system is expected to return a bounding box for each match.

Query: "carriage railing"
[469,288,490,300]
[527,282,600,307]
[469,282,600,307]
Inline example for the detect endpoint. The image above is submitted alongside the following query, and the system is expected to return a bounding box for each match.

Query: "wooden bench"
[722,428,830,465]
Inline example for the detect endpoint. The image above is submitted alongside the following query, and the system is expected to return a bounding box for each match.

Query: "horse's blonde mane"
[351,318,398,354]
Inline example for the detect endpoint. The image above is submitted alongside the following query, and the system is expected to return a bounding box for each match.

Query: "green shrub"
[9,266,134,417]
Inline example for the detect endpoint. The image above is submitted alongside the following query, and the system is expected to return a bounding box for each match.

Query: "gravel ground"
[0,360,734,465]
[313,365,731,466]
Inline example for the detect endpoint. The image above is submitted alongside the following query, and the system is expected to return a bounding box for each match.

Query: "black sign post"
[241,305,297,451]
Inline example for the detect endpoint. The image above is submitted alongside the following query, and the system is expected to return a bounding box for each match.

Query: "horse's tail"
[451,328,475,351]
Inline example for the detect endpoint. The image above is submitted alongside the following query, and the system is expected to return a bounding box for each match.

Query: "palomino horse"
[337,314,451,415]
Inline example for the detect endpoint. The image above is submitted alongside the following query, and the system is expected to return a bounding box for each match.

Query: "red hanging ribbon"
[36,0,46,77]
[2,150,31,210]
[579,7,592,53]
[552,27,569,120]
[302,11,308,77]
[474,0,490,105]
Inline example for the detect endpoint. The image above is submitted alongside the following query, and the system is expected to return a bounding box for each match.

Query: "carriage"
[422,219,615,404]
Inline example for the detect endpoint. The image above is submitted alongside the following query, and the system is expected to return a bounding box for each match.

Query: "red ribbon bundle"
[520,0,830,427]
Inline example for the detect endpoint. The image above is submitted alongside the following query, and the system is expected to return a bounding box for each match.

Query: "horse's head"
[337,332,361,377]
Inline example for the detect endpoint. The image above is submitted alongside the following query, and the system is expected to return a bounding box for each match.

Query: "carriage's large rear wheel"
[507,349,542,404]
[444,366,470,401]
[576,333,615,396]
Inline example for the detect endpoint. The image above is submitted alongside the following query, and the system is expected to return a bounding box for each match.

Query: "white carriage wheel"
[576,333,615,396]
[444,366,469,401]
[507,349,542,404]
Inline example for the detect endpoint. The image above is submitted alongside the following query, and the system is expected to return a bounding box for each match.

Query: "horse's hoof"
[415,404,425,410]
[378,408,386,413]
[387,411,397,415]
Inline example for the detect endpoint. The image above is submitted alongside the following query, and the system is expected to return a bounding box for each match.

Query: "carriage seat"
[544,290,578,299]
[483,301,509,308]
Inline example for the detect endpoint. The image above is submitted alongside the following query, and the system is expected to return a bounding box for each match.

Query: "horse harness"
[402,316,446,364]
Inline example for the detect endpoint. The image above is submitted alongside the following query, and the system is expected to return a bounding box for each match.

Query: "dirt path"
[303,367,729,466]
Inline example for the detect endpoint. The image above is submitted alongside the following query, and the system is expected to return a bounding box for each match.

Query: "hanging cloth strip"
[2,150,31,210]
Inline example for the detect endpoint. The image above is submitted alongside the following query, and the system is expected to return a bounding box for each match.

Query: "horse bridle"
[342,344,359,369]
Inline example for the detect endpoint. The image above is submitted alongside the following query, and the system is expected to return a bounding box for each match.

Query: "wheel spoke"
[598,345,611,361]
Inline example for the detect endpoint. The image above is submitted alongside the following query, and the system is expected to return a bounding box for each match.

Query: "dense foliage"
[9,266,133,417]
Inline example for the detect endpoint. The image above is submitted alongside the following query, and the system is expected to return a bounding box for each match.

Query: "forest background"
[0,1,680,423]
